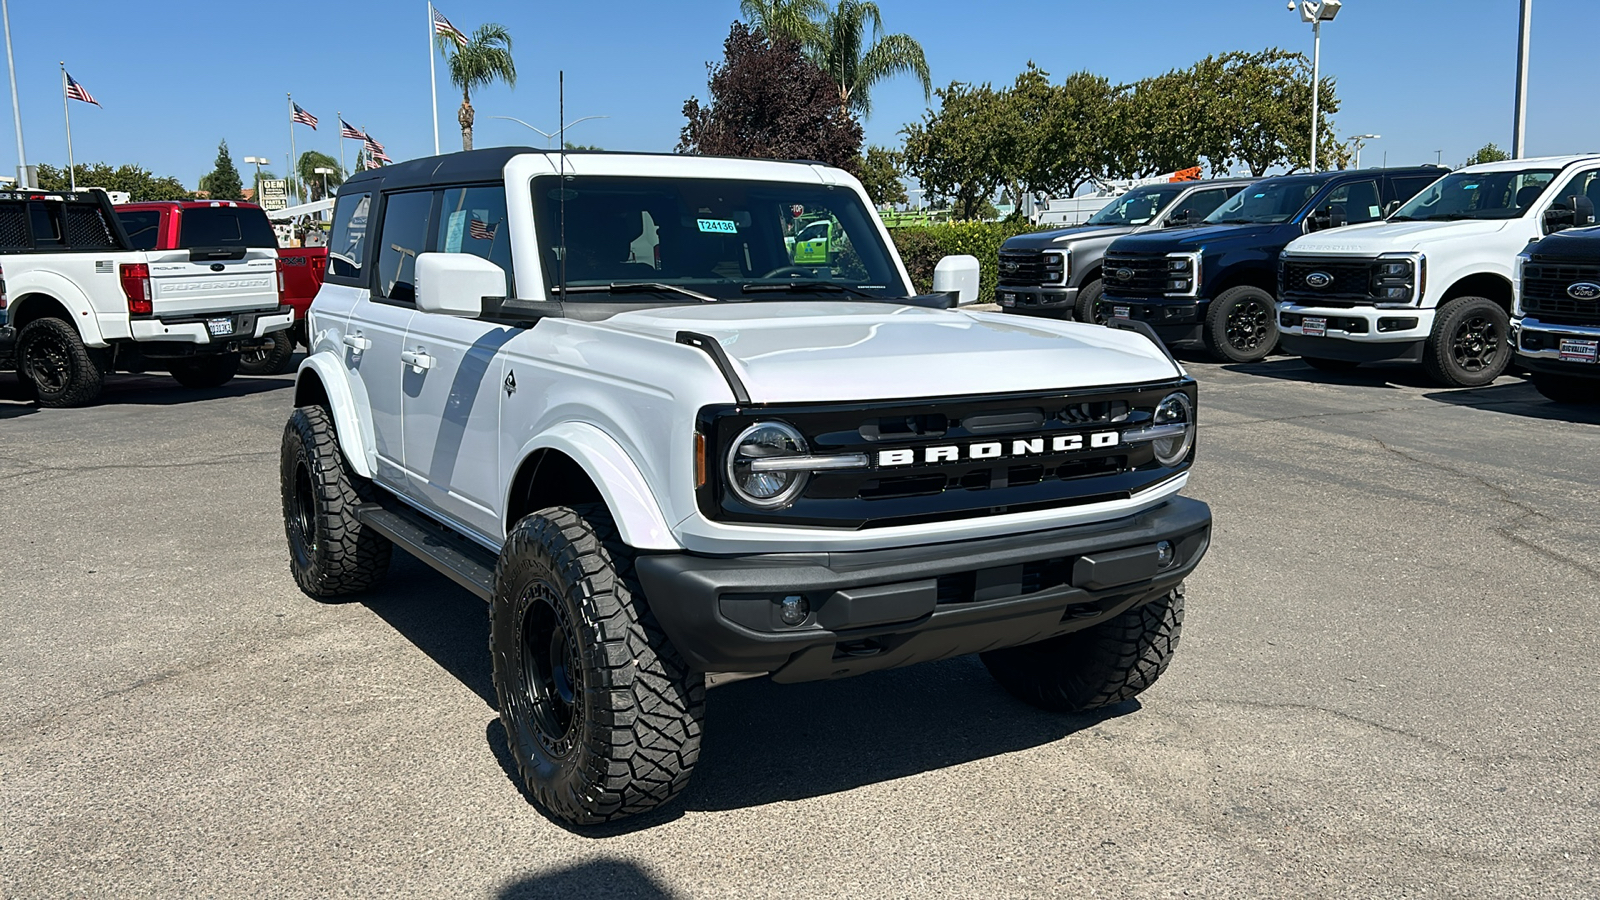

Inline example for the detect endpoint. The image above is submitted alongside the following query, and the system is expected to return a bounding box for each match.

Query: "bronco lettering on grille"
[877,431,1120,467]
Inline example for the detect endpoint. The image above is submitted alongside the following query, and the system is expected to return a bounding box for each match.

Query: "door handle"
[342,332,372,351]
[400,348,433,371]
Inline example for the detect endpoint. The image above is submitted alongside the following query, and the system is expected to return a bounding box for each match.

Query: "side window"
[1549,168,1600,211]
[434,185,514,296]
[1389,175,1439,207]
[1167,188,1232,223]
[326,191,372,284]
[1326,180,1381,224]
[27,201,65,248]
[118,210,162,250]
[376,191,434,304]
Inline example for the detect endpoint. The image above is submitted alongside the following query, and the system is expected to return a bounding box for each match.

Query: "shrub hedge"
[887,221,1046,303]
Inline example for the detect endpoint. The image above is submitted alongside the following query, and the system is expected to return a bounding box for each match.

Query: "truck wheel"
[169,353,241,389]
[491,504,705,826]
[1423,297,1510,388]
[1304,356,1360,373]
[1532,372,1597,405]
[980,586,1184,713]
[1204,286,1278,363]
[17,317,104,408]
[280,406,392,598]
[239,332,296,376]
[1073,279,1105,324]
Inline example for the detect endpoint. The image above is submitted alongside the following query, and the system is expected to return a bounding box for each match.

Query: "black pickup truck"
[1516,222,1600,404]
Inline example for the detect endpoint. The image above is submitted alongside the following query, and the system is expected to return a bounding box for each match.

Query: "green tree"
[198,140,244,200]
[1464,143,1511,167]
[296,151,345,202]
[441,23,517,151]
[739,0,824,44]
[1213,49,1343,175]
[37,162,192,200]
[858,145,906,205]
[809,1,930,118]
[901,81,1010,219]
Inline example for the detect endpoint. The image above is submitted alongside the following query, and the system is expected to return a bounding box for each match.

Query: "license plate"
[1113,306,1130,319]
[206,318,234,337]
[1000,292,1016,306]
[1559,338,1598,364]
[1303,316,1327,337]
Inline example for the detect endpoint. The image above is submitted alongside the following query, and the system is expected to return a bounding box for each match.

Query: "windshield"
[1205,176,1333,225]
[530,175,908,300]
[1391,169,1559,221]
[1085,185,1186,226]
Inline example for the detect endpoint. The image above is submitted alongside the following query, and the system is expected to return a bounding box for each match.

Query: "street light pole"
[1513,0,1532,158]
[1292,1,1342,172]
[488,114,609,149]
[2,0,28,187]
[1350,134,1380,169]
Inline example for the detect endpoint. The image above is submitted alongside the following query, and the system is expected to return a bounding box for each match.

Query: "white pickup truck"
[279,149,1213,826]
[1278,155,1600,387]
[0,190,292,406]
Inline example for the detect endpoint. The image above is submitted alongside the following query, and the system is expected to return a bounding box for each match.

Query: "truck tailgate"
[147,249,279,317]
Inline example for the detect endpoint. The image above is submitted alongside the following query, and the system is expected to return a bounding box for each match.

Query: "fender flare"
[9,274,105,346]
[295,352,377,479]
[511,422,680,551]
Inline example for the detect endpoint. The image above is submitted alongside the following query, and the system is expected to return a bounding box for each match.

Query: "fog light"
[1156,541,1175,568]
[1377,317,1418,333]
[779,595,810,626]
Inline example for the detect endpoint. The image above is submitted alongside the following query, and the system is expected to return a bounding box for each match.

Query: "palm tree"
[295,151,344,202]
[441,23,516,151]
[810,0,930,119]
[739,0,825,44]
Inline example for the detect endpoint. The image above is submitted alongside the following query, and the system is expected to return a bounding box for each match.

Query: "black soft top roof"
[341,146,540,195]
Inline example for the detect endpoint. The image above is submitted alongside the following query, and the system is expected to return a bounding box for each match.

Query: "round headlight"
[1151,392,1194,466]
[726,422,810,509]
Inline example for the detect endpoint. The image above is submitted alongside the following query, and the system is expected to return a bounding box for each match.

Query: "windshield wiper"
[740,281,882,299]
[1211,218,1259,225]
[559,282,720,303]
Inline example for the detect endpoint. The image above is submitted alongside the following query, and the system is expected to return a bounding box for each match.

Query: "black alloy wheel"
[1450,313,1502,375]
[1226,298,1272,352]
[15,317,104,407]
[1423,296,1511,388]
[287,459,320,562]
[1204,285,1279,363]
[515,581,585,759]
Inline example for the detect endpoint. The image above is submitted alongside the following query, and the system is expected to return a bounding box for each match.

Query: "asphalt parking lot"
[2,356,1598,900]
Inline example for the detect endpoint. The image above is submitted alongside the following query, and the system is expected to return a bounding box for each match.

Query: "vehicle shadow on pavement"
[496,859,680,899]
[362,553,497,707]
[1422,382,1600,424]
[1217,356,1436,389]
[0,372,294,410]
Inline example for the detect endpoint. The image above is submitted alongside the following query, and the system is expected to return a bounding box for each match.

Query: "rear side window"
[1167,188,1236,223]
[118,210,162,250]
[1390,175,1441,206]
[434,185,514,296]
[327,192,372,283]
[178,207,276,249]
[376,191,435,303]
[28,202,64,248]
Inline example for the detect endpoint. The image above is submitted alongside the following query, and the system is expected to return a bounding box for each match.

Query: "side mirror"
[1165,210,1191,228]
[1383,200,1401,217]
[1575,195,1596,228]
[1544,203,1576,235]
[933,254,981,306]
[414,252,505,317]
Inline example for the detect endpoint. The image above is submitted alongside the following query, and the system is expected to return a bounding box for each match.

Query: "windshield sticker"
[698,218,738,234]
[1252,193,1266,198]
[1369,206,1381,217]
[1462,184,1479,190]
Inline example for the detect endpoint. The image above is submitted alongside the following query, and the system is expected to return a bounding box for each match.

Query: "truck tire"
[1304,356,1360,373]
[239,331,296,376]
[16,317,104,407]
[1073,279,1105,324]
[1532,372,1597,405]
[980,585,1184,713]
[170,353,241,389]
[1204,286,1278,363]
[280,406,392,598]
[1423,296,1510,388]
[490,503,705,826]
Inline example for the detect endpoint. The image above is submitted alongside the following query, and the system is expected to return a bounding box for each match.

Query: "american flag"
[432,7,468,47]
[363,137,391,164]
[291,103,318,129]
[339,118,366,140]
[469,218,498,241]
[64,71,99,107]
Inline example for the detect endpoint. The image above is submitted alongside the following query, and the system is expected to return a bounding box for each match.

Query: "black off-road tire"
[1304,356,1360,373]
[17,317,104,407]
[981,586,1185,713]
[170,352,241,389]
[491,504,705,826]
[1423,296,1511,388]
[1532,372,1597,405]
[239,331,296,376]
[1204,286,1278,363]
[280,406,392,598]
[1073,279,1105,324]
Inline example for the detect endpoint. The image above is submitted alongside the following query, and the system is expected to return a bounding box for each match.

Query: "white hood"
[1287,219,1516,256]
[599,302,1182,404]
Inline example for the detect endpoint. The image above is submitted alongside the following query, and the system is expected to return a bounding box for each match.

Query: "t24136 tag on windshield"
[697,219,738,234]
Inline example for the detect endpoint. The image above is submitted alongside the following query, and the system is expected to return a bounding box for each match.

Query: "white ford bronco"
[280,149,1212,825]
[1278,155,1600,387]
[0,191,291,406]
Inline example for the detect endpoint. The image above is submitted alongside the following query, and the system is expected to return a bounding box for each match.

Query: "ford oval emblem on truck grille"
[1305,271,1333,288]
[1567,282,1600,301]
[1115,268,1134,281]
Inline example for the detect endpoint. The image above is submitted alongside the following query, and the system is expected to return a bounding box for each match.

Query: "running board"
[355,503,496,601]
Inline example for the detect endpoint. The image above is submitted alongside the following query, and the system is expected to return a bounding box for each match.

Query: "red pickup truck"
[117,201,324,375]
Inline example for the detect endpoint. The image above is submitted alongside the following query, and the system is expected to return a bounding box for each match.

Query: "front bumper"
[997,284,1077,312]
[1515,317,1600,379]
[1278,302,1435,343]
[129,308,294,346]
[1098,296,1203,347]
[636,496,1211,683]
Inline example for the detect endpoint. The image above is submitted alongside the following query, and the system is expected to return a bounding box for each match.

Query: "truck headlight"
[1150,392,1195,466]
[1513,251,1531,317]
[726,422,811,509]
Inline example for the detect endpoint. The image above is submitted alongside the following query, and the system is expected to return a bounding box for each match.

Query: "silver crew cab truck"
[280,148,1212,825]
[997,178,1255,322]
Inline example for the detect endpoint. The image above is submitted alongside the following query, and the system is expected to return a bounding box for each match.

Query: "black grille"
[63,204,118,250]
[998,249,1061,287]
[1101,254,1170,297]
[1280,258,1376,302]
[0,203,26,249]
[1523,258,1600,326]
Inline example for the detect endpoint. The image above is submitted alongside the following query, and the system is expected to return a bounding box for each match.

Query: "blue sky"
[11,0,1595,189]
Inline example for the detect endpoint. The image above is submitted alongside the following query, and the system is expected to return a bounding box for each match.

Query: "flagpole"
[336,109,345,178]
[428,2,440,156]
[59,63,74,192]
[287,93,299,204]
[3,0,28,186]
